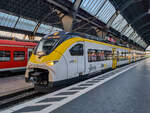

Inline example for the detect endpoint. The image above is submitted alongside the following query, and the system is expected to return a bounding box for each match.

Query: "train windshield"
[35,38,60,55]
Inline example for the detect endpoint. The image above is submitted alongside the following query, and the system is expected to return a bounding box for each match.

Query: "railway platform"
[1,58,150,113]
[0,75,33,97]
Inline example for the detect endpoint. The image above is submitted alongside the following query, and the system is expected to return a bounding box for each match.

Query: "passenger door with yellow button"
[112,48,117,69]
[69,43,85,78]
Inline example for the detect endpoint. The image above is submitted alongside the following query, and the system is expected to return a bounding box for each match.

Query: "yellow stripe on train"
[30,37,131,64]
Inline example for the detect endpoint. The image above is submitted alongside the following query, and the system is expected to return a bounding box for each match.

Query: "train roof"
[44,31,129,49]
[0,39,37,46]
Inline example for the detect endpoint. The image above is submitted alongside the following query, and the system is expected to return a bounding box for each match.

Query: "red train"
[0,40,37,73]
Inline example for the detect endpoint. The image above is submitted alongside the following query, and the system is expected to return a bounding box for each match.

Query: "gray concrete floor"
[0,75,32,96]
[51,59,150,113]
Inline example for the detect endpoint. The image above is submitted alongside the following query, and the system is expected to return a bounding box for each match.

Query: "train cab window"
[70,44,83,56]
[14,51,25,61]
[0,51,10,62]
[35,38,60,55]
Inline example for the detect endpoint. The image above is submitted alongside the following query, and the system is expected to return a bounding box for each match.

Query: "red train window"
[0,51,11,62]
[13,51,25,61]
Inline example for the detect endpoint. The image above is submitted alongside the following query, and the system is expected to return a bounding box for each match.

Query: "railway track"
[0,84,75,109]
[0,87,43,109]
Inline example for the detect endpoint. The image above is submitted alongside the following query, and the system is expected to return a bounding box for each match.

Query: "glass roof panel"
[111,14,128,32]
[129,32,135,40]
[135,36,139,42]
[136,37,141,43]
[96,1,116,23]
[80,0,106,16]
[37,24,62,34]
[140,41,143,46]
[132,33,138,40]
[138,40,142,45]
[125,28,134,37]
[37,24,52,34]
[122,26,131,35]
[15,18,37,31]
[0,12,18,28]
[131,33,137,40]
[141,42,144,47]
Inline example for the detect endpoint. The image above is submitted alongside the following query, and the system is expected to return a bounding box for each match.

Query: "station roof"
[0,0,63,36]
[67,0,148,48]
[110,0,150,47]
[0,0,149,50]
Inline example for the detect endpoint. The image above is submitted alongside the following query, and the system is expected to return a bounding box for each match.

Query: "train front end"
[25,33,62,89]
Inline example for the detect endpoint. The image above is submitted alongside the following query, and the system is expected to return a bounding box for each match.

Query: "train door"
[134,51,137,61]
[68,42,85,78]
[128,50,131,63]
[77,42,85,75]
[112,48,117,69]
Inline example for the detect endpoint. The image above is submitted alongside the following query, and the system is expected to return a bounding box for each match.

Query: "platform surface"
[0,75,32,97]
[52,59,150,113]
[1,59,150,113]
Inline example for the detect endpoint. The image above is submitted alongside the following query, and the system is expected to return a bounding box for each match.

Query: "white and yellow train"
[25,32,145,89]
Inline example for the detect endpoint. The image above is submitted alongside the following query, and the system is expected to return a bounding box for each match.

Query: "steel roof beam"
[149,0,150,10]
[73,0,107,32]
[73,0,83,11]
[107,0,142,27]
[47,0,105,30]
[140,29,150,36]
[107,11,119,27]
[47,0,147,48]
[142,34,150,38]
[32,10,56,37]
[13,17,20,28]
[71,0,83,32]
[136,22,150,32]
[47,0,69,12]
[121,24,130,34]
[119,0,142,13]
[130,12,148,25]
[120,12,147,43]
[48,0,83,32]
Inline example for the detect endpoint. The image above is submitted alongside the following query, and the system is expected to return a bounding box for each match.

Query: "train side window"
[88,49,113,62]
[104,50,112,60]
[88,49,97,62]
[14,51,25,61]
[100,50,105,61]
[70,44,83,56]
[0,51,10,62]
[97,50,102,61]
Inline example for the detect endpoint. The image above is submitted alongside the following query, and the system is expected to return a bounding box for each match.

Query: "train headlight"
[46,61,58,66]
[46,61,54,66]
